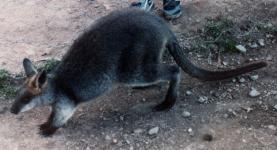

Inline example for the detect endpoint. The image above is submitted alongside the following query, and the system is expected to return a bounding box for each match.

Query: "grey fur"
[11,8,267,136]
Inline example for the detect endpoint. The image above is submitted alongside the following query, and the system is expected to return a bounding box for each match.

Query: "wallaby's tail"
[167,42,268,81]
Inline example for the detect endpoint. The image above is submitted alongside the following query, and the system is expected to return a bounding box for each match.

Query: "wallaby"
[10,8,267,136]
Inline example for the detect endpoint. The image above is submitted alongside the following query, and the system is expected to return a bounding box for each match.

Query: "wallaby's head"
[10,58,47,114]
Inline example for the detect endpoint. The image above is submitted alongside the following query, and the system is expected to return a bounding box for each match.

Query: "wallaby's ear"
[36,70,47,88]
[23,58,37,77]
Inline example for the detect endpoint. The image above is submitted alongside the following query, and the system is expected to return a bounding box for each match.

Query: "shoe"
[163,0,182,19]
[130,0,155,12]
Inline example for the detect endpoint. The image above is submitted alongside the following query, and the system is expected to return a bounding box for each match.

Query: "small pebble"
[112,139,118,144]
[236,45,247,53]
[249,88,261,97]
[249,43,258,48]
[182,111,191,118]
[258,39,265,46]
[268,125,276,131]
[266,34,273,38]
[250,75,259,81]
[239,77,246,83]
[198,96,208,103]
[186,90,192,95]
[188,128,194,136]
[148,127,159,135]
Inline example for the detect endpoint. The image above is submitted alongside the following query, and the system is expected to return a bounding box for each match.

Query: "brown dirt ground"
[0,0,276,150]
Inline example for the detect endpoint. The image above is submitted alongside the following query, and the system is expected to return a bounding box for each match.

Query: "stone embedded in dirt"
[236,45,247,53]
[268,125,276,131]
[249,88,261,97]
[258,39,265,46]
[182,111,191,118]
[186,90,192,95]
[148,127,159,135]
[133,129,143,134]
[198,96,208,103]
[250,75,259,81]
[239,77,246,83]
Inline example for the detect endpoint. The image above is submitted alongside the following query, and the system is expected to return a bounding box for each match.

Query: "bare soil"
[0,0,276,150]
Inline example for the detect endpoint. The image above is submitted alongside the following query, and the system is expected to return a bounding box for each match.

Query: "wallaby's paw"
[39,123,58,137]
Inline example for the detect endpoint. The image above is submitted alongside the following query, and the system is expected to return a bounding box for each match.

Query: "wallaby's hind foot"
[126,64,180,112]
[39,100,76,137]
[152,65,181,111]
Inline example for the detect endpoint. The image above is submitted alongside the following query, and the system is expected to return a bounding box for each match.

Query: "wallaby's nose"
[10,105,19,114]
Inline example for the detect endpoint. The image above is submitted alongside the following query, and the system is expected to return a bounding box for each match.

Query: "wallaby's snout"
[10,101,20,114]
[10,58,48,114]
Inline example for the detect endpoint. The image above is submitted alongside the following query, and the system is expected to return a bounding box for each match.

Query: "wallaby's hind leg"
[39,100,76,137]
[153,65,181,111]
[128,64,181,111]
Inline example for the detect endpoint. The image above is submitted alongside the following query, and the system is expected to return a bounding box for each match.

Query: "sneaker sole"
[164,11,182,20]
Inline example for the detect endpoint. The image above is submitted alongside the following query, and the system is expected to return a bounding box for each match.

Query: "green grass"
[37,59,60,73]
[0,69,16,98]
[189,17,277,56]
[198,17,237,53]
[256,23,277,35]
